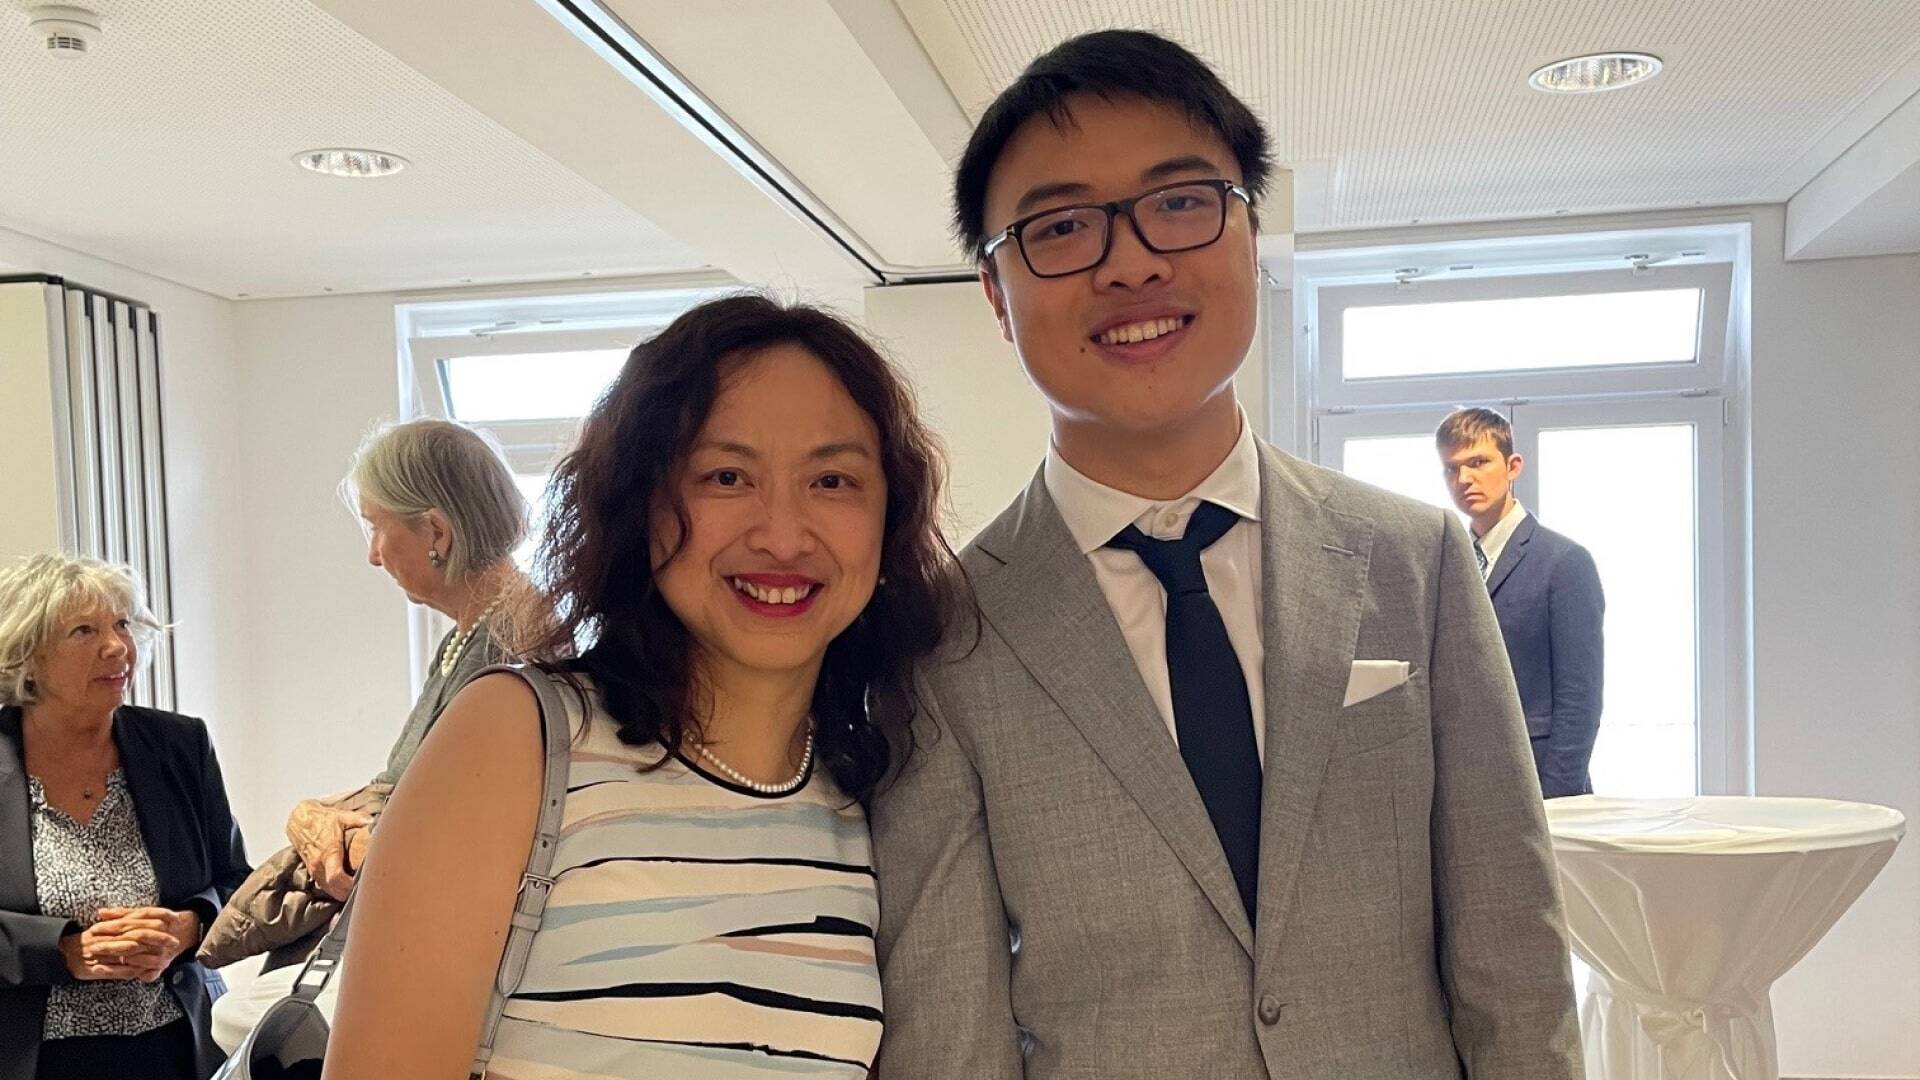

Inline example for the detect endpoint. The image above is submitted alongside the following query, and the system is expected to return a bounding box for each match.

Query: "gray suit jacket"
[872,443,1582,1080]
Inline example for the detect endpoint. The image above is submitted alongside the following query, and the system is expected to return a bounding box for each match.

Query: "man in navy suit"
[1436,408,1605,797]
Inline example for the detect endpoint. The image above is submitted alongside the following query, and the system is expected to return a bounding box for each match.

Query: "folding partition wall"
[0,275,176,710]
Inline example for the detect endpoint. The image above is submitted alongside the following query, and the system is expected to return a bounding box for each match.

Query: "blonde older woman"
[202,420,538,1043]
[0,554,248,1080]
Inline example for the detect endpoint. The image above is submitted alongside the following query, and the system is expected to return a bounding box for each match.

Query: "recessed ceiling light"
[293,148,409,178]
[1529,52,1663,94]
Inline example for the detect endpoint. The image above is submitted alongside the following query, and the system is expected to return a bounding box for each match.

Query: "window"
[1341,286,1703,379]
[441,349,630,422]
[1292,223,1749,797]
[1316,264,1731,408]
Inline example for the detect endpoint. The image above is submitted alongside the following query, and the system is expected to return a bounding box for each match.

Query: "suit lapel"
[1485,514,1537,598]
[973,470,1256,956]
[0,708,35,913]
[116,712,196,906]
[1250,446,1375,962]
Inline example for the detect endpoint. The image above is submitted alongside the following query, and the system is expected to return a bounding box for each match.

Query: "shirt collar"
[1044,409,1263,555]
[1477,501,1529,558]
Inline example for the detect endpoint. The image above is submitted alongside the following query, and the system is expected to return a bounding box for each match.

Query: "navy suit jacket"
[1485,515,1605,798]
[0,705,250,1080]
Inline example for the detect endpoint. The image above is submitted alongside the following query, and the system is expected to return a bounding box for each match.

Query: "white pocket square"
[1344,660,1412,707]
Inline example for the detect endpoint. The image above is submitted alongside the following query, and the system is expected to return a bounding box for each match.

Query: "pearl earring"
[428,550,445,568]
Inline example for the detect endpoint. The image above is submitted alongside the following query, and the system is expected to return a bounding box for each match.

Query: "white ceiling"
[3,0,1917,301]
[0,0,708,299]
[895,0,1920,232]
[599,0,960,270]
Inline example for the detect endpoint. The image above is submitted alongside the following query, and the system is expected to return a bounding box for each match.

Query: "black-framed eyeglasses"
[982,178,1253,279]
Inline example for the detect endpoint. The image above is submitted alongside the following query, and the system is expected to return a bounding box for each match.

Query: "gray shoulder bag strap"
[467,662,579,1078]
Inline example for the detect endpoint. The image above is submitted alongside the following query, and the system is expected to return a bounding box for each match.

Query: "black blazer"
[0,705,250,1080]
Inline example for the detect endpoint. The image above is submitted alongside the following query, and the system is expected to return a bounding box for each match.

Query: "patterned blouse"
[29,768,184,1039]
[483,688,882,1078]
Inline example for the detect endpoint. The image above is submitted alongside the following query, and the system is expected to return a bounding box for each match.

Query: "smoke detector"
[28,5,102,58]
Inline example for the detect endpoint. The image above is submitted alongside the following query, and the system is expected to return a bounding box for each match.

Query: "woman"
[204,418,539,1040]
[324,294,964,1078]
[286,418,538,899]
[0,555,249,1080]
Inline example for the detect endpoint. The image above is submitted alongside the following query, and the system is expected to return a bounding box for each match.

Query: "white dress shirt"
[1475,501,1529,578]
[1043,414,1267,763]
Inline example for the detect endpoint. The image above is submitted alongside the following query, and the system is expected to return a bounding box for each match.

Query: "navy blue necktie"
[1107,501,1262,920]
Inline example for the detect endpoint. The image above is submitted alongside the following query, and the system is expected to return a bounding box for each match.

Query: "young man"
[1437,407,1606,798]
[871,30,1582,1080]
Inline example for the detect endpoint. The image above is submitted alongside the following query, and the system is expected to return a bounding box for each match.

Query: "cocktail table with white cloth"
[1545,796,1905,1080]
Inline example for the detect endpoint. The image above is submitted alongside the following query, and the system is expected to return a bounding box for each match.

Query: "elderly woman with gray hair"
[203,418,539,1041]
[0,554,249,1080]
[286,418,536,899]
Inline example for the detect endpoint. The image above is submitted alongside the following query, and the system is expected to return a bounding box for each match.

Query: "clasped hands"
[60,906,201,982]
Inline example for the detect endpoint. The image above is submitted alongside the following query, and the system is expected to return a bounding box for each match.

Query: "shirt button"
[1160,509,1181,530]
[1258,994,1284,1025]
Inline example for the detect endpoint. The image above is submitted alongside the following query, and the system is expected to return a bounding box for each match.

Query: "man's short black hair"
[952,29,1274,262]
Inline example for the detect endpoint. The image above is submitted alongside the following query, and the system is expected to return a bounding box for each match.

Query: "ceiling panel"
[896,0,1920,231]
[0,0,709,298]
[599,0,962,270]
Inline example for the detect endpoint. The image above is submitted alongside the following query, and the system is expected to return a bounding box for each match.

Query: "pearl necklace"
[438,594,506,677]
[693,726,815,795]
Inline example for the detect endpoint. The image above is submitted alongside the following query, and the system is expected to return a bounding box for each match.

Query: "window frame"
[1313,263,1733,408]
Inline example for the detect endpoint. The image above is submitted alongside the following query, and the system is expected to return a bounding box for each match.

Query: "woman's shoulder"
[115,705,211,749]
[438,670,544,734]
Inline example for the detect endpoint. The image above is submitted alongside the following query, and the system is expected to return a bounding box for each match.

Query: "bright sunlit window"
[1342,287,1702,380]
[442,349,629,421]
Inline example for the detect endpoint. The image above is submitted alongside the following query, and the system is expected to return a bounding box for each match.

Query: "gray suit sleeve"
[1428,512,1585,1079]
[1542,545,1605,797]
[871,668,1022,1080]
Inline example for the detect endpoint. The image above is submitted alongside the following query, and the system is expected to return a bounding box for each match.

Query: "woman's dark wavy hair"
[532,293,967,804]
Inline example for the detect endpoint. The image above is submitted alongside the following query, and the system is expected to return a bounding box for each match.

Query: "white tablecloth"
[1545,796,1905,1080]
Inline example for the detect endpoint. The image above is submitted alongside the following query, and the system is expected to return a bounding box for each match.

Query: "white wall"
[1747,208,1920,1079]
[862,282,1046,540]
[227,294,417,845]
[0,226,250,827]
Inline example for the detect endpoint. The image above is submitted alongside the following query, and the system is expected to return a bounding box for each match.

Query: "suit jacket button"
[1258,994,1283,1025]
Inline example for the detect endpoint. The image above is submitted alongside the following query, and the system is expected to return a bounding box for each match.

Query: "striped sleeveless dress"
[483,687,882,1078]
